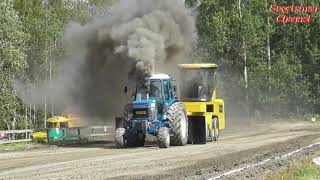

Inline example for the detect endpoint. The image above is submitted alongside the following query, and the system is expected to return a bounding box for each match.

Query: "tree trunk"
[49,49,53,116]
[25,105,28,138]
[238,0,249,114]
[44,2,48,128]
[33,78,36,128]
[29,104,32,129]
[265,0,272,119]
[44,95,47,128]
[244,46,248,102]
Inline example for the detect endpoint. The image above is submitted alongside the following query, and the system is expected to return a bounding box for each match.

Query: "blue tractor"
[115,74,188,148]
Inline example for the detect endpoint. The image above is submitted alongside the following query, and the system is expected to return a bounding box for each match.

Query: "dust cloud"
[16,0,197,125]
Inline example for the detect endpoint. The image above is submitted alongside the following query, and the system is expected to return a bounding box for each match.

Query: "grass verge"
[266,158,320,180]
[0,142,45,152]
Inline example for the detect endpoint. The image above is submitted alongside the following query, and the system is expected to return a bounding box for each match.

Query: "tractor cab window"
[48,122,57,128]
[136,80,162,101]
[169,82,175,99]
[180,68,215,102]
[150,80,162,100]
[60,122,68,128]
[163,80,170,100]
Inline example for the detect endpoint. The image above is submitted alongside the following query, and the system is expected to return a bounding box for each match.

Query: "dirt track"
[1,121,320,180]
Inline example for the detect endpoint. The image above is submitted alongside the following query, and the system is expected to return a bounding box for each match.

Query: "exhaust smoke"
[16,0,197,124]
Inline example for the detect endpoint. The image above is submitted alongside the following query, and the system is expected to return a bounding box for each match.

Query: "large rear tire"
[167,102,188,146]
[158,127,170,148]
[115,128,126,148]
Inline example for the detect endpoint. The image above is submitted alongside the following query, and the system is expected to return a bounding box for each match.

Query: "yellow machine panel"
[184,102,207,113]
[47,113,81,128]
[31,131,48,143]
[178,63,218,69]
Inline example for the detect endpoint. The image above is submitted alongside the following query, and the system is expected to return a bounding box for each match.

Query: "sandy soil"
[0,121,319,180]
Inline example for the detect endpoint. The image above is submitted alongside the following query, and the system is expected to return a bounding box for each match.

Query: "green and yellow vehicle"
[31,113,82,143]
[178,63,225,144]
[47,113,82,143]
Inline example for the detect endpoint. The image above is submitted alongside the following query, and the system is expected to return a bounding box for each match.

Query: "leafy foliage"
[0,0,112,130]
[0,0,28,129]
[193,0,319,118]
[0,0,319,129]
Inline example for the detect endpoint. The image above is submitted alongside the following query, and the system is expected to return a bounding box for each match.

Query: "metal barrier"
[0,129,34,144]
[48,126,114,142]
[0,126,114,144]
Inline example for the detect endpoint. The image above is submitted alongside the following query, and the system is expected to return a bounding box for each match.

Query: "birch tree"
[0,0,28,130]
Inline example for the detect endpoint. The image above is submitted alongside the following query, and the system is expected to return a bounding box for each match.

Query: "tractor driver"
[149,81,162,100]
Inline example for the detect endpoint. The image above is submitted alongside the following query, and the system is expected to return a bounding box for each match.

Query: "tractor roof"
[150,73,171,80]
[47,116,68,123]
[47,116,79,123]
[178,63,218,69]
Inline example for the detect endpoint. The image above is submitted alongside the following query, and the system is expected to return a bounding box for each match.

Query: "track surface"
[0,121,320,180]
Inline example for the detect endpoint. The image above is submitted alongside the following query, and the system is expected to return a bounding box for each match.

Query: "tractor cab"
[134,74,176,102]
[179,63,217,102]
[129,74,176,135]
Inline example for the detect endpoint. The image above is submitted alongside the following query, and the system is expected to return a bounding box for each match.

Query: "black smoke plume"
[17,0,197,124]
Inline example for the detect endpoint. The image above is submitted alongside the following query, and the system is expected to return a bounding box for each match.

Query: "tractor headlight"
[149,103,157,121]
[150,102,156,108]
[163,114,167,120]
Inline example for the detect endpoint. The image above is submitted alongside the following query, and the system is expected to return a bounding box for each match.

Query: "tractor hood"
[130,98,158,121]
[131,99,157,109]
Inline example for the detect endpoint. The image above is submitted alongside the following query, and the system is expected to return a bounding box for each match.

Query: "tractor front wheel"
[115,128,126,148]
[158,127,170,148]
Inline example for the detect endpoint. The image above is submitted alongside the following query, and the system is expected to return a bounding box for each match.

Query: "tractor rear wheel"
[167,102,188,146]
[115,128,126,148]
[158,127,170,148]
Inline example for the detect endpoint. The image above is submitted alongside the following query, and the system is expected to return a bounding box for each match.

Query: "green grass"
[0,142,43,152]
[266,159,320,180]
